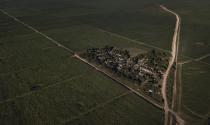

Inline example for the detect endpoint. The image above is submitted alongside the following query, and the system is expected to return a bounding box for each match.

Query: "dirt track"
[160,5,184,125]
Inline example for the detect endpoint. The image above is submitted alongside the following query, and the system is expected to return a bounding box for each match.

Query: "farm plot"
[1,1,209,125]
[66,93,164,125]
[0,33,95,102]
[0,2,165,125]
[43,24,151,52]
[0,72,129,125]
[1,0,175,51]
[164,0,210,59]
[181,62,210,116]
[0,13,33,38]
[73,6,175,50]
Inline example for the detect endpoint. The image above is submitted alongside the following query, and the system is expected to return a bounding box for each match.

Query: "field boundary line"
[0,74,84,105]
[74,54,164,109]
[61,91,132,125]
[0,9,74,54]
[0,8,164,114]
[195,53,210,61]
[0,8,164,110]
[0,54,71,77]
[183,105,205,119]
[94,27,210,66]
[0,8,209,66]
[179,53,210,65]
[42,46,60,50]
[95,27,171,53]
[0,8,184,122]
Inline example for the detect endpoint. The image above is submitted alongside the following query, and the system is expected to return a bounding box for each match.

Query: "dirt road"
[170,14,181,125]
[160,5,184,125]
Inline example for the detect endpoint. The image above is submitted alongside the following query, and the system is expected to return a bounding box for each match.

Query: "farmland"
[181,62,210,115]
[0,0,210,125]
[0,0,171,124]
[67,93,164,125]
[0,21,164,124]
[164,0,210,59]
[163,1,210,124]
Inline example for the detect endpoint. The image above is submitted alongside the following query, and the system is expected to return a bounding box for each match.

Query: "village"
[82,46,169,100]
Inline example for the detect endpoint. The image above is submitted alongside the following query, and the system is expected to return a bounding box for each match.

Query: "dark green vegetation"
[0,0,210,125]
[83,46,169,101]
[0,72,130,125]
[67,94,164,125]
[0,0,173,124]
[180,61,210,125]
[165,0,210,58]
[0,16,164,124]
[0,0,175,50]
[164,0,210,123]
[182,62,210,116]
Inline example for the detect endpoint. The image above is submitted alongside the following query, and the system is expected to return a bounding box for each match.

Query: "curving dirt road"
[170,14,182,125]
[160,5,184,125]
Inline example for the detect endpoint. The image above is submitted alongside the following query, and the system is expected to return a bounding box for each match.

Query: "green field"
[164,0,210,59]
[164,0,210,123]
[0,24,165,124]
[67,93,164,125]
[0,0,175,50]
[1,0,210,125]
[181,62,210,116]
[0,72,129,125]
[0,0,168,124]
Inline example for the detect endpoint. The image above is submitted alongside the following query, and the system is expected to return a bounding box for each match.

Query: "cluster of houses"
[84,46,169,98]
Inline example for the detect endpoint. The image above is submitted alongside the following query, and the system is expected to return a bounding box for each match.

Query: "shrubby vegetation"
[82,46,169,99]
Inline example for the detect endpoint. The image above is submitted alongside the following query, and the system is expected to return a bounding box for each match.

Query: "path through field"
[160,5,184,125]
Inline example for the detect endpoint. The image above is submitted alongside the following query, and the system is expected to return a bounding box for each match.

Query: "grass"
[1,0,175,50]
[43,24,151,52]
[2,0,209,125]
[67,93,164,125]
[0,1,166,124]
[0,72,128,125]
[0,32,96,101]
[164,0,210,59]
[73,6,175,50]
[181,61,210,116]
[0,13,33,38]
